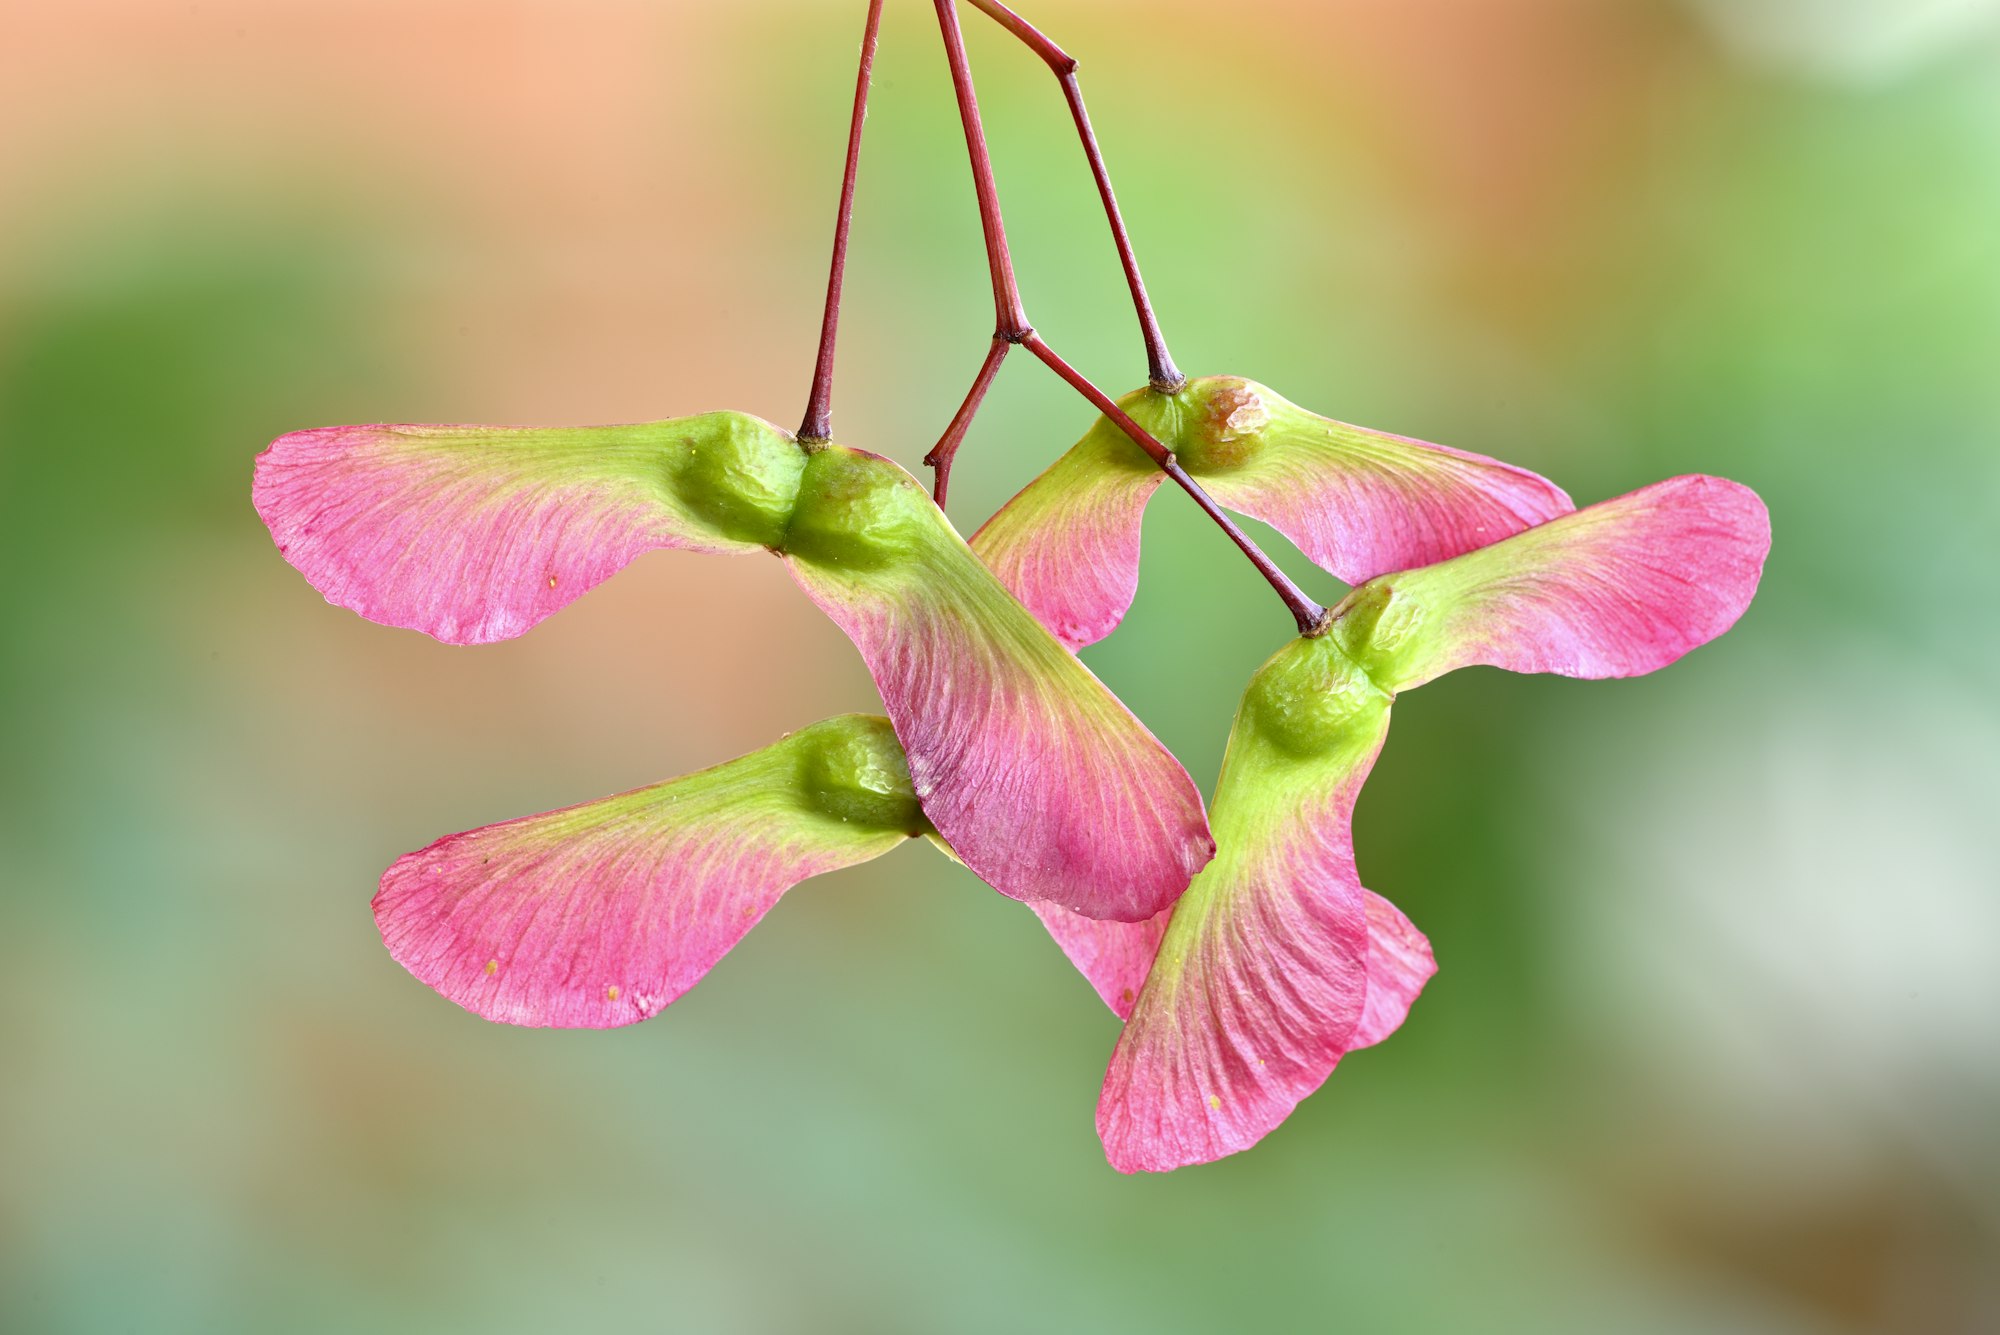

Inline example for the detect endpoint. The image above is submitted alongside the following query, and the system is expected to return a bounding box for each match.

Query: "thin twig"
[964,0,1183,390]
[933,0,1031,339]
[930,1,1320,632]
[799,0,887,442]
[925,337,1012,506]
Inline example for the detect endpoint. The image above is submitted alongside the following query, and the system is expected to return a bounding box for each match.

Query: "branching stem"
[964,0,1183,391]
[1022,335,1328,635]
[930,0,1323,633]
[924,337,1012,506]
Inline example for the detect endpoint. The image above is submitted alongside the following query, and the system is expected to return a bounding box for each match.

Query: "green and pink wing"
[374,715,921,1028]
[1332,474,1772,692]
[969,397,1168,651]
[253,412,804,644]
[1183,378,1574,587]
[1096,637,1399,1173]
[1350,891,1436,1050]
[1035,887,1431,1035]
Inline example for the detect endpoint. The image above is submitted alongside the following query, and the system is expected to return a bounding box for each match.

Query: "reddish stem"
[965,0,1183,391]
[1023,335,1328,635]
[799,0,887,442]
[925,337,1012,506]
[930,0,1320,632]
[933,0,1031,340]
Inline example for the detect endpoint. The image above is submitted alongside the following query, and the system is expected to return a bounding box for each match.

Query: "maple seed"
[1069,475,1767,1173]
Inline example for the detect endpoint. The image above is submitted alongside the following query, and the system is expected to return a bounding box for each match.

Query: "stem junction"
[930,0,1323,634]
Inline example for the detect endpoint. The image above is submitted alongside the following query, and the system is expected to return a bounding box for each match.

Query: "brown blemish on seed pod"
[1183,378,1269,472]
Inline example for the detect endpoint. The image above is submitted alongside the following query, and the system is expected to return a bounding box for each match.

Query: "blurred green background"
[4,1,1997,1331]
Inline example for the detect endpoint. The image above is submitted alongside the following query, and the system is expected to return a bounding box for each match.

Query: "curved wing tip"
[1096,1124,1247,1176]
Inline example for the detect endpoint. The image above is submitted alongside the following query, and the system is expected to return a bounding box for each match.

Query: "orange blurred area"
[4,2,1997,1332]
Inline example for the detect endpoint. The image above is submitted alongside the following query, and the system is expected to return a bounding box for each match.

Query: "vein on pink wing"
[1350,891,1436,1050]
[1030,902,1170,1019]
[969,395,1169,651]
[1037,886,1431,1035]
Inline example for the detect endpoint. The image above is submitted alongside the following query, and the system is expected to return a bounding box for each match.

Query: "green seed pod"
[1172,376,1272,474]
[781,446,931,571]
[662,411,810,549]
[1244,636,1389,760]
[1327,579,1432,690]
[795,715,927,834]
